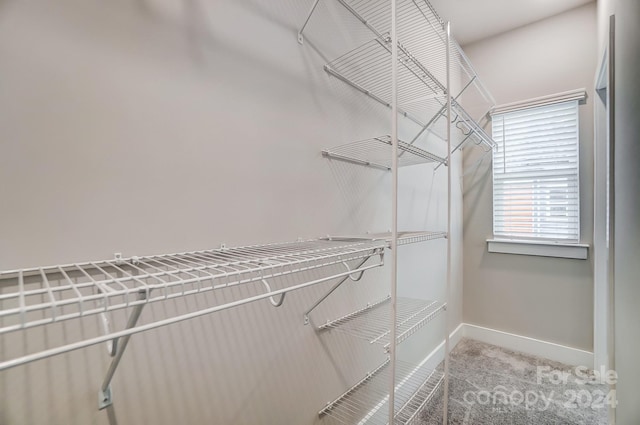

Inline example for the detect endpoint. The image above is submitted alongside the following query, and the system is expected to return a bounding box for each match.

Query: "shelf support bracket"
[98,290,149,410]
[407,76,476,152]
[297,0,322,44]
[303,251,382,325]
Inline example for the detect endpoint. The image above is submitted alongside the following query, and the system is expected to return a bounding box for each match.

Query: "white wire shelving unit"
[320,358,444,425]
[0,239,387,408]
[298,0,498,424]
[318,296,446,352]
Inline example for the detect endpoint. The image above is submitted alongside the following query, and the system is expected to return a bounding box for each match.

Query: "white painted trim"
[463,323,593,367]
[422,323,593,369]
[420,323,465,370]
[490,88,588,115]
[593,48,611,373]
[450,323,465,350]
[487,239,589,260]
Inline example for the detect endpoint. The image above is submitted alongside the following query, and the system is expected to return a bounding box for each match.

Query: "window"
[492,100,580,242]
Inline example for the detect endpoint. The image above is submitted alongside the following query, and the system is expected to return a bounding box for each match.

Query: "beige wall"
[461,3,597,351]
[0,0,461,424]
[596,0,640,423]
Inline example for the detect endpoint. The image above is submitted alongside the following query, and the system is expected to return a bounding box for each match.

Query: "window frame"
[486,89,589,259]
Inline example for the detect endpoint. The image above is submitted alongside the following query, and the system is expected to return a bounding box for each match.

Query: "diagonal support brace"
[98,290,149,409]
[303,250,383,325]
[297,0,322,44]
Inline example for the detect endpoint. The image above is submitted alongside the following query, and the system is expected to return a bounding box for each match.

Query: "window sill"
[486,239,589,260]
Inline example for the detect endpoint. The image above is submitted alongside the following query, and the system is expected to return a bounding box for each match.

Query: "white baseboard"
[462,323,593,367]
[420,322,465,370]
[450,322,465,351]
[417,322,592,370]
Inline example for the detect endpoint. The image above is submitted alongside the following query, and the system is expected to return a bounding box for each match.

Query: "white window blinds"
[492,100,580,242]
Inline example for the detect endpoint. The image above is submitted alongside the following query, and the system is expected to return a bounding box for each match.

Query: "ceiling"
[429,0,595,45]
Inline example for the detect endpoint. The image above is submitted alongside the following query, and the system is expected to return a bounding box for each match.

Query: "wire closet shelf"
[320,358,444,425]
[0,239,387,371]
[324,34,495,153]
[329,0,495,107]
[312,0,497,156]
[324,231,448,246]
[322,135,447,171]
[318,296,446,351]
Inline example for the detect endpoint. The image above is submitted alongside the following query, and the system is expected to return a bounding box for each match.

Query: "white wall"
[461,3,597,351]
[0,1,461,424]
[596,0,640,423]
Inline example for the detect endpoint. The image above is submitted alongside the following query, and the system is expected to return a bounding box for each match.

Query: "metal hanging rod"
[318,296,446,351]
[322,135,446,170]
[319,358,443,424]
[0,239,386,408]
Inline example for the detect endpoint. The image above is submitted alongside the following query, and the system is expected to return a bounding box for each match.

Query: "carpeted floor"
[418,339,610,425]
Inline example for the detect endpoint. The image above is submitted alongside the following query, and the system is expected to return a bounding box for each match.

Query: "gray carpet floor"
[418,339,609,425]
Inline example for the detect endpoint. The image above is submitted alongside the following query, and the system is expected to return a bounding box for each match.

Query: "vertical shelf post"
[388,0,399,422]
[443,20,452,425]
